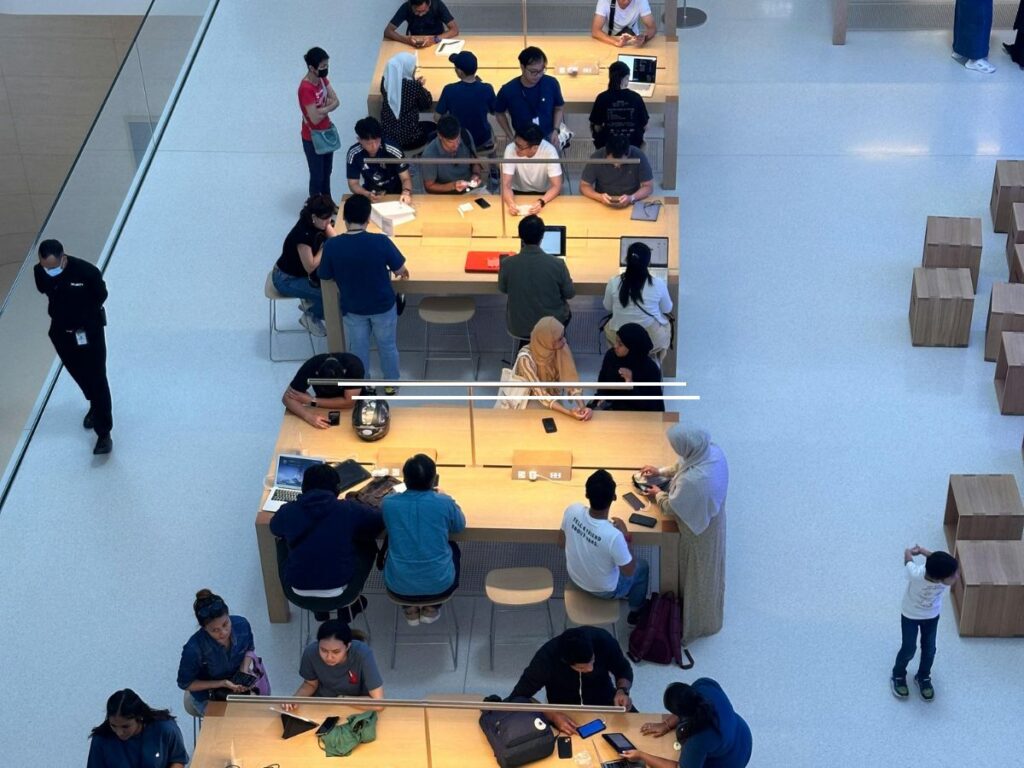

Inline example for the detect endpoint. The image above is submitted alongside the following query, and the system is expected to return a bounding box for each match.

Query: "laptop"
[465,251,515,273]
[620,236,670,279]
[540,225,567,258]
[262,454,325,512]
[617,54,657,97]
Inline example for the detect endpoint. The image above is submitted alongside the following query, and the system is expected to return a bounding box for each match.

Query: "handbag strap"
[608,0,617,35]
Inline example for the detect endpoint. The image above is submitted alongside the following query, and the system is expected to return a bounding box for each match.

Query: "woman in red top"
[299,46,340,198]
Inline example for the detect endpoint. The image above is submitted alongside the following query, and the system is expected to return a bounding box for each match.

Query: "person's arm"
[636,13,657,45]
[283,388,330,428]
[550,105,564,146]
[440,17,460,39]
[323,82,341,113]
[362,685,386,711]
[494,112,513,143]
[630,178,654,203]
[384,8,417,46]
[579,175,608,205]
[447,498,467,534]
[415,81,433,110]
[658,279,673,314]
[541,172,563,206]
[282,679,319,710]
[591,13,626,46]
[398,168,414,204]
[497,260,509,294]
[187,678,247,694]
[296,243,320,275]
[89,263,109,306]
[509,652,548,701]
[602,628,635,688]
[610,518,636,577]
[501,168,518,214]
[560,262,576,301]
[164,721,190,768]
[620,751,676,768]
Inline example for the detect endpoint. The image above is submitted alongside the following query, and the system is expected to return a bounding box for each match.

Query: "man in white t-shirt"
[558,469,650,624]
[890,545,959,702]
[591,0,657,47]
[501,124,563,217]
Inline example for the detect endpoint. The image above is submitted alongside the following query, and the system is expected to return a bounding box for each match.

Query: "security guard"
[34,239,113,455]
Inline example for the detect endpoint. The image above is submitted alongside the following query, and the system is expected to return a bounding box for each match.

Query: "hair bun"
[195,588,214,600]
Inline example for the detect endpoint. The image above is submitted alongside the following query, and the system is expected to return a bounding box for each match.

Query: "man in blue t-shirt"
[318,195,410,381]
[434,51,496,151]
[385,0,459,48]
[494,47,565,149]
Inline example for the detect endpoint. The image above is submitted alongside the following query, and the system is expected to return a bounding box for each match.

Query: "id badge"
[531,116,540,126]
[75,330,88,346]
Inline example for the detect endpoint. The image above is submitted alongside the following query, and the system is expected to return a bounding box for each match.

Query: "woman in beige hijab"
[512,317,593,421]
[639,425,727,643]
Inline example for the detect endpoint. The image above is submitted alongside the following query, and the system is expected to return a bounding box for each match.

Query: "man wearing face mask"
[34,239,113,454]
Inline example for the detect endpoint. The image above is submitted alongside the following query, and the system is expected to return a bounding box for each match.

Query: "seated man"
[498,215,575,340]
[559,469,650,624]
[591,0,657,47]
[385,0,459,48]
[579,134,653,209]
[346,116,414,204]
[501,124,563,216]
[510,627,634,735]
[282,353,365,429]
[422,115,483,194]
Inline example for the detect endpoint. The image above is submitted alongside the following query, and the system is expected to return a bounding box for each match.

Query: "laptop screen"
[617,54,657,84]
[620,236,670,268]
[540,226,567,256]
[275,454,323,489]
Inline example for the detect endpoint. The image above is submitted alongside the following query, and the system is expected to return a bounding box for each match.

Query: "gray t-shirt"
[580,146,653,196]
[299,639,384,697]
[422,133,477,186]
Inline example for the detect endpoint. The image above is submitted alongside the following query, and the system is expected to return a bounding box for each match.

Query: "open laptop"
[465,250,515,273]
[620,236,670,279]
[617,54,657,97]
[540,225,567,258]
[262,454,325,512]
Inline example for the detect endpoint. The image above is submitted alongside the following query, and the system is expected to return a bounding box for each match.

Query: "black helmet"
[352,388,390,442]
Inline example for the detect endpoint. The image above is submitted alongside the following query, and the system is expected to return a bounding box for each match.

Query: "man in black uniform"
[34,239,113,455]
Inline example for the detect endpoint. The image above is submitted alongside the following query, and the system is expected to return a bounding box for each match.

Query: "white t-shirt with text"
[594,0,653,35]
[900,561,948,620]
[503,140,562,193]
[561,503,632,593]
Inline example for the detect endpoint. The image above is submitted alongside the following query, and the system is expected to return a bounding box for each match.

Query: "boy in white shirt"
[558,469,650,624]
[891,545,959,701]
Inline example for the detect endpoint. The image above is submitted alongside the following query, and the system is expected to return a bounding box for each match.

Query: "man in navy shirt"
[434,51,496,152]
[385,0,460,48]
[318,195,409,382]
[495,47,565,149]
[346,116,414,204]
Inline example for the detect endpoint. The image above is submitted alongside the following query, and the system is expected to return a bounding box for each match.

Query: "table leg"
[663,95,678,190]
[833,0,848,45]
[659,532,680,593]
[256,517,290,623]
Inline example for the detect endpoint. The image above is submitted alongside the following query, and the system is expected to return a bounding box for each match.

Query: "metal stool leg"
[390,603,400,670]
[489,603,496,670]
[545,601,554,638]
[448,600,459,669]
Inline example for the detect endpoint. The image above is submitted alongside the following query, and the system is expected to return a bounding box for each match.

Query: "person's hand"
[547,712,578,736]
[634,35,647,48]
[618,367,633,383]
[621,749,644,761]
[416,75,426,85]
[639,465,659,477]
[469,175,481,187]
[454,180,470,192]
[399,191,412,205]
[281,702,298,712]
[395,266,410,280]
[613,195,631,208]
[600,193,617,207]
[615,35,628,48]
[642,485,661,500]
[550,131,560,146]
[528,201,543,215]
[306,412,330,429]
[640,720,672,737]
[611,516,628,534]
[411,37,425,48]
[222,681,248,694]
[507,202,520,216]
[573,406,593,422]
[369,190,383,202]
[613,689,632,710]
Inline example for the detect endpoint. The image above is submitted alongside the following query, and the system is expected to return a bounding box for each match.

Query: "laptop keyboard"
[271,488,300,503]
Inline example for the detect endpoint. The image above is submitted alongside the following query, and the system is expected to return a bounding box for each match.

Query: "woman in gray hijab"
[639,425,728,643]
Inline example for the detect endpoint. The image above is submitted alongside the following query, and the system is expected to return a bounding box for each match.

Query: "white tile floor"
[1,0,1023,765]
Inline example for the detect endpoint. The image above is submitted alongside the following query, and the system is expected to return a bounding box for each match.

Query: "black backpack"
[478,696,556,768]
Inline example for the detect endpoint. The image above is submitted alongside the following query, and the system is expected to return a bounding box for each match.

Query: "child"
[891,545,959,701]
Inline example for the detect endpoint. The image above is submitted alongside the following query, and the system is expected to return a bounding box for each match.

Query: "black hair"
[304,47,329,68]
[90,689,174,739]
[343,194,372,226]
[608,61,630,90]
[301,193,337,223]
[355,116,383,140]
[663,683,720,740]
[518,46,547,68]
[410,0,431,6]
[317,619,353,644]
[515,124,544,146]
[403,453,437,491]
[558,628,595,665]
[193,588,229,627]
[618,242,653,308]
[437,114,461,140]
[38,239,64,260]
[607,134,630,159]
[925,551,958,580]
[585,469,616,510]
[518,215,545,246]
[302,463,341,494]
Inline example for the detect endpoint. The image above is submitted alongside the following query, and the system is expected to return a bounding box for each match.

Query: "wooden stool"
[1007,203,1024,270]
[386,591,459,671]
[990,160,1024,233]
[418,296,477,378]
[996,333,1024,414]
[563,582,620,639]
[909,268,973,347]
[944,474,1024,549]
[1011,244,1024,284]
[985,283,1024,360]
[264,270,315,362]
[922,216,982,290]
[485,567,554,670]
[952,540,1024,637]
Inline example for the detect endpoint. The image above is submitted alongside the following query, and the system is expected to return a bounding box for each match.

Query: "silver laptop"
[262,454,325,512]
[617,54,657,97]
[620,236,669,279]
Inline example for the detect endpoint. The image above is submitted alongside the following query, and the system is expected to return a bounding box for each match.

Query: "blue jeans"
[302,139,334,198]
[892,614,939,679]
[594,558,650,611]
[272,266,323,320]
[342,305,400,379]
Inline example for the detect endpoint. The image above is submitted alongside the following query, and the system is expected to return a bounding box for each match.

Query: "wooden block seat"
[944,474,1024,550]
[995,333,1024,415]
[1011,244,1024,284]
[1007,203,1024,269]
[909,267,974,347]
[985,283,1024,361]
[952,540,1024,637]
[922,215,982,290]
[991,160,1024,233]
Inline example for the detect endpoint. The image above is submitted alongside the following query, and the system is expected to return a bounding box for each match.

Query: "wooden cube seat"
[1007,203,1024,270]
[909,267,973,347]
[922,216,982,290]
[986,283,1024,360]
[995,333,1024,415]
[952,540,1024,637]
[990,160,1024,233]
[944,473,1024,549]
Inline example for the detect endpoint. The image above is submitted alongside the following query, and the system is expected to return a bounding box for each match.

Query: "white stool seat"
[418,296,476,324]
[264,271,286,300]
[564,582,620,629]
[486,567,554,606]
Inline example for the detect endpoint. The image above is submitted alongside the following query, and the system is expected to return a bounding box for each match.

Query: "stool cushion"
[386,589,454,608]
[564,583,620,625]
[486,567,554,606]
[419,296,476,324]
[182,690,201,718]
[265,271,286,300]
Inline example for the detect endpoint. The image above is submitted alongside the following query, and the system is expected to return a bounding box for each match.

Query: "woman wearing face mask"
[593,323,663,412]
[176,589,257,715]
[282,620,384,711]
[299,46,340,197]
[380,52,435,151]
[272,193,337,337]
[511,317,592,421]
[87,689,188,768]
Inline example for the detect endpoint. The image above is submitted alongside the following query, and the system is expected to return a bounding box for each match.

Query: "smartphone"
[230,671,258,688]
[603,733,636,753]
[475,197,491,209]
[576,719,606,739]
[622,492,644,511]
[629,512,657,528]
[327,410,341,426]
[557,736,572,759]
[315,715,340,737]
[542,417,557,434]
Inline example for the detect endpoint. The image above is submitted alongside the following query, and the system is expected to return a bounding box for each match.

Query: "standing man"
[34,239,113,454]
[385,0,460,48]
[494,47,565,150]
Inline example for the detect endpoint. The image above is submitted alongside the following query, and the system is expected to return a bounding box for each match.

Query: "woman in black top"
[594,323,663,412]
[589,61,649,149]
[272,194,337,337]
[381,52,435,151]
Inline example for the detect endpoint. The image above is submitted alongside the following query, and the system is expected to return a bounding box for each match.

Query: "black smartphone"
[315,715,340,737]
[327,410,341,426]
[602,733,636,753]
[557,736,572,759]
[230,670,258,688]
[542,417,557,434]
[475,197,491,209]
[622,492,644,511]
[629,512,657,528]
[576,719,606,738]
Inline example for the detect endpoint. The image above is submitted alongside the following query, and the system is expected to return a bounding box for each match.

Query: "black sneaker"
[914,675,934,702]
[890,676,909,699]
[93,435,113,455]
[345,595,369,621]
[313,610,331,621]
[626,610,642,626]
[83,409,94,430]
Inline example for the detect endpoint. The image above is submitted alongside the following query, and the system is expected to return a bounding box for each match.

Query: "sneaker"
[403,606,420,626]
[626,610,641,626]
[314,610,331,622]
[965,58,996,73]
[298,298,313,313]
[83,409,94,430]
[93,435,113,455]
[419,606,441,624]
[298,313,327,337]
[915,675,935,701]
[890,676,909,699]
[951,51,968,64]
[383,387,398,396]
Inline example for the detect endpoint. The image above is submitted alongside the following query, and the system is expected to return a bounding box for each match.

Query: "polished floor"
[1,1,1023,765]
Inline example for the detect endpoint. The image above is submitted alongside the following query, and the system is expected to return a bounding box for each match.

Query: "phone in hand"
[576,719,606,739]
[315,715,340,737]
[557,736,572,758]
[475,197,491,209]
[622,492,644,511]
[602,733,636,753]
[542,417,557,434]
[230,671,258,688]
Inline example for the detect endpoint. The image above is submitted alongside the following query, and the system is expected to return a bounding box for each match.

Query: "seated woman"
[272,193,337,337]
[512,317,593,421]
[176,589,257,714]
[593,323,663,412]
[87,689,188,768]
[284,620,384,710]
[381,52,435,151]
[382,453,465,625]
[602,241,672,361]
[589,61,649,149]
[627,680,752,768]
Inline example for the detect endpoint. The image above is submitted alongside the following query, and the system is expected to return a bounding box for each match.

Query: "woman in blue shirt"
[624,679,752,768]
[176,589,256,715]
[382,453,465,626]
[87,689,188,768]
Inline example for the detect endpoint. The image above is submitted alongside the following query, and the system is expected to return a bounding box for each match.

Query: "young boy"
[891,545,959,701]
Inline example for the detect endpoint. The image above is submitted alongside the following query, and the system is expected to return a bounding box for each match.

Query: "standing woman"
[299,46,340,197]
[951,0,996,73]
[594,323,663,412]
[638,426,728,643]
[589,61,649,149]
[1003,0,1024,67]
[87,689,188,768]
[381,52,435,151]
[176,589,257,715]
[272,193,337,337]
[602,241,673,362]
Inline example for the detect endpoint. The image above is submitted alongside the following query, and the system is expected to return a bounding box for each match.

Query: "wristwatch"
[616,686,631,696]
[310,400,318,408]
[538,198,546,208]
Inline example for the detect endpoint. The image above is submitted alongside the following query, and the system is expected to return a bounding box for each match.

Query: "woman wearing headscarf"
[951,0,996,73]
[638,425,728,643]
[512,317,593,421]
[603,241,673,363]
[593,323,663,412]
[380,52,435,151]
[1004,0,1024,68]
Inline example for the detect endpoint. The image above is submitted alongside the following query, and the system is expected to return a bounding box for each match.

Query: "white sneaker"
[951,51,968,64]
[298,299,313,313]
[419,606,441,624]
[965,58,996,73]
[299,313,326,337]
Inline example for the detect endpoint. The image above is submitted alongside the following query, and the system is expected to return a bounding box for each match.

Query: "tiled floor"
[1,1,1023,765]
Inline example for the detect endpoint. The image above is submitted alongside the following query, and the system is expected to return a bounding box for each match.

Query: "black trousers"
[49,325,112,437]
